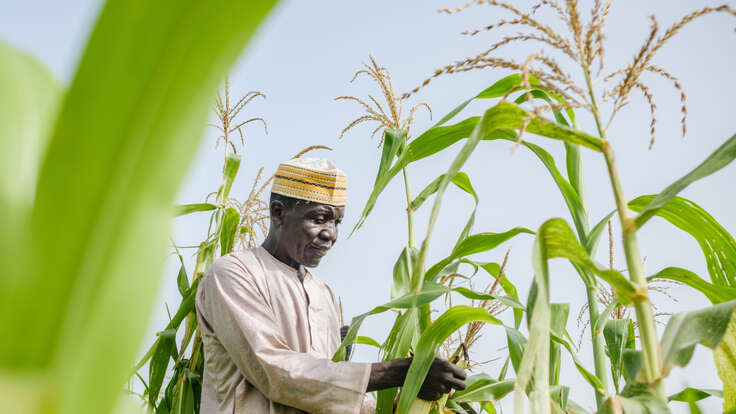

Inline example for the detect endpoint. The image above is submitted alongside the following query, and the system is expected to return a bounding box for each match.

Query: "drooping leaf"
[648,267,736,304]
[174,203,217,217]
[396,306,501,414]
[356,336,381,349]
[660,300,736,374]
[630,196,736,288]
[631,133,736,229]
[536,218,636,304]
[219,207,240,256]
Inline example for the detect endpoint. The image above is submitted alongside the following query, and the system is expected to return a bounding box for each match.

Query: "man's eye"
[313,216,326,223]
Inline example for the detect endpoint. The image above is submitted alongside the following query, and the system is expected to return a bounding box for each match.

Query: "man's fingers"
[449,363,467,380]
[446,375,466,391]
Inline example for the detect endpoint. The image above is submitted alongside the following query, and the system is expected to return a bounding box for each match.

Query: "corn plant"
[335,2,736,414]
[0,1,278,413]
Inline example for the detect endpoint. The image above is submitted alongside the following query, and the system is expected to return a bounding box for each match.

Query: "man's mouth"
[309,245,329,257]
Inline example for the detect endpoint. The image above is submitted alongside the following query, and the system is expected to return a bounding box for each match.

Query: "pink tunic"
[196,246,376,413]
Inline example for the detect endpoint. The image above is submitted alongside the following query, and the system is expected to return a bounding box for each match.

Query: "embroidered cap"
[271,158,347,206]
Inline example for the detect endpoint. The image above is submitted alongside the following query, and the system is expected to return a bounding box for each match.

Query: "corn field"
[2,1,735,414]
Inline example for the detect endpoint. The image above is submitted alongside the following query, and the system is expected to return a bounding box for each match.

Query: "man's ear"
[270,200,286,226]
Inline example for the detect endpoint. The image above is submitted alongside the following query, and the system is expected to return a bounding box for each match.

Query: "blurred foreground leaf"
[0,1,278,413]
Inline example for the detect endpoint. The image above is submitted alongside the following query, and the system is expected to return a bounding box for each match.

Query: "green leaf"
[396,306,501,414]
[622,349,643,384]
[648,267,736,304]
[425,227,534,282]
[176,256,189,297]
[714,317,736,413]
[474,261,524,328]
[585,210,616,255]
[604,319,630,392]
[377,308,419,414]
[505,326,527,375]
[631,133,736,229]
[356,336,381,349]
[536,218,636,304]
[332,282,459,362]
[668,387,722,402]
[452,375,515,402]
[0,41,62,275]
[353,101,603,232]
[565,143,585,209]
[149,329,177,407]
[1,0,277,412]
[515,218,552,414]
[174,203,217,217]
[410,171,480,248]
[598,389,669,414]
[217,153,242,202]
[522,141,588,243]
[433,73,535,127]
[349,128,404,236]
[219,207,240,256]
[630,196,736,289]
[660,300,736,374]
[391,247,417,300]
[550,332,607,396]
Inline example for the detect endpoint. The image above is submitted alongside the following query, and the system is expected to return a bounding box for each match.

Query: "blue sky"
[3,1,735,412]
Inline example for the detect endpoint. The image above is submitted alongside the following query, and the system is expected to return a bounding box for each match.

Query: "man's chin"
[303,258,322,268]
[300,254,324,268]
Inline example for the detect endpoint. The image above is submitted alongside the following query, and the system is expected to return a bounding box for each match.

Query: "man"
[196,158,466,413]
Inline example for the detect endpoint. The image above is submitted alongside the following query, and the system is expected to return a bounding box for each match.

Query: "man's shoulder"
[205,248,262,283]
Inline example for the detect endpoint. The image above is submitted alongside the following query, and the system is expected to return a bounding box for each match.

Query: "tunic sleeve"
[198,254,373,414]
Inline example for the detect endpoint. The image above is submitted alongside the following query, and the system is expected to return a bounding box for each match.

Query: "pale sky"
[3,1,735,412]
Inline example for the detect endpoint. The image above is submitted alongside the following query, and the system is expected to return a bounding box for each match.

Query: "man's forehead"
[299,202,344,216]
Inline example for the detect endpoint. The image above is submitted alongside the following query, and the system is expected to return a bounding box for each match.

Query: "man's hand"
[417,357,466,401]
[366,357,466,402]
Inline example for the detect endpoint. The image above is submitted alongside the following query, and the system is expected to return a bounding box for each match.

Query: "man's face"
[277,201,344,268]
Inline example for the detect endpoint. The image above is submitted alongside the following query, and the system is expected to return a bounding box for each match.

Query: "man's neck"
[261,235,302,273]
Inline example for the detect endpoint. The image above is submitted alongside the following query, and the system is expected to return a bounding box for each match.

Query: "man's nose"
[318,222,337,243]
